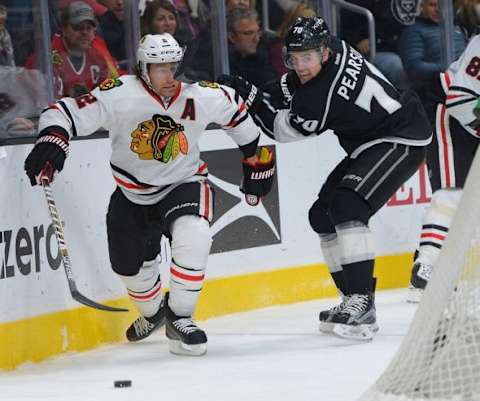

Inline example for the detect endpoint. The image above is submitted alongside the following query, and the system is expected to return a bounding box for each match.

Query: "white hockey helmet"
[137,33,184,86]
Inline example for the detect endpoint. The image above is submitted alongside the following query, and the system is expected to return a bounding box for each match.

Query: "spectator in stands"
[226,0,254,11]
[98,0,126,68]
[226,0,295,31]
[171,0,209,44]
[227,7,278,86]
[141,0,178,38]
[0,4,14,66]
[399,0,467,90]
[341,0,421,89]
[262,0,300,31]
[26,1,119,99]
[269,3,315,76]
[455,0,480,39]
[58,0,107,16]
[2,0,33,66]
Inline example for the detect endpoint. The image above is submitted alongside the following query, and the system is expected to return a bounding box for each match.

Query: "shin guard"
[119,258,163,318]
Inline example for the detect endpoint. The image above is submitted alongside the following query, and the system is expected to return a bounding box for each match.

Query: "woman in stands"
[141,0,179,38]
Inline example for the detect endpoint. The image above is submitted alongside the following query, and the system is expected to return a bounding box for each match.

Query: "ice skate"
[126,298,166,342]
[165,294,207,356]
[319,294,350,333]
[330,293,379,341]
[407,262,432,304]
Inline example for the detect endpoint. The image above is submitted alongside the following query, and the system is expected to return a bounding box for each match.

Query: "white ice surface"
[1,289,418,401]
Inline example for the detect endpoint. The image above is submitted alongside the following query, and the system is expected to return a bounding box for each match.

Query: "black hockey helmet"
[285,16,331,52]
[283,16,331,68]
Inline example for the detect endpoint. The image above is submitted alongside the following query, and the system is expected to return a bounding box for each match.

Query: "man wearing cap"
[26,1,119,98]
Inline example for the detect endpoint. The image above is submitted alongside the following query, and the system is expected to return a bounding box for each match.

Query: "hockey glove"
[241,147,275,206]
[24,129,69,186]
[217,74,262,112]
[469,97,480,130]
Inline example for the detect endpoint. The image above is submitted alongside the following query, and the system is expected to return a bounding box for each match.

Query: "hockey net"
[357,150,480,401]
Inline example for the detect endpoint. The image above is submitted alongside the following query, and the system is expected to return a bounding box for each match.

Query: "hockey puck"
[114,380,132,388]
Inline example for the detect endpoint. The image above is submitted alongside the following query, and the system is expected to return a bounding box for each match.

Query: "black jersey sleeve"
[252,72,326,141]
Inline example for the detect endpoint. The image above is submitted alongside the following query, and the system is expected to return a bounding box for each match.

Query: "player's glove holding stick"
[242,146,275,206]
[24,129,69,186]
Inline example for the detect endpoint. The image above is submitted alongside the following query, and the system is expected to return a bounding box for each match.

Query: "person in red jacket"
[26,1,118,99]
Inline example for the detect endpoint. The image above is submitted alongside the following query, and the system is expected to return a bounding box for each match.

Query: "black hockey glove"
[469,97,480,130]
[241,147,275,206]
[217,74,262,112]
[24,128,69,186]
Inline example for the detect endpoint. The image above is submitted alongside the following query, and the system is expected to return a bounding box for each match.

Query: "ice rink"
[1,289,418,401]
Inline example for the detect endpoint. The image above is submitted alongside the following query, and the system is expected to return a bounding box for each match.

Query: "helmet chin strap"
[139,61,153,89]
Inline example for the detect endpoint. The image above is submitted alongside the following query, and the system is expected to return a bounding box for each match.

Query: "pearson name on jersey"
[258,37,431,156]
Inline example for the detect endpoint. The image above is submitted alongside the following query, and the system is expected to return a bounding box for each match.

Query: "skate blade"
[332,323,378,341]
[319,321,335,333]
[406,286,423,304]
[169,339,207,356]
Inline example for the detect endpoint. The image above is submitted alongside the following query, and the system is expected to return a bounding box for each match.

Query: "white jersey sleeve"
[38,85,113,138]
[213,84,262,147]
[445,34,480,137]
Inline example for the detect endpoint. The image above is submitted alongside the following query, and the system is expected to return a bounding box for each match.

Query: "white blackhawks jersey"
[38,75,260,205]
[442,34,480,138]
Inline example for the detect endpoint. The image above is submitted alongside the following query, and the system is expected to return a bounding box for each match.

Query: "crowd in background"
[0,0,479,137]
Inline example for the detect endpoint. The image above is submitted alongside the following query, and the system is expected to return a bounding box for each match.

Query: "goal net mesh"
[357,151,480,401]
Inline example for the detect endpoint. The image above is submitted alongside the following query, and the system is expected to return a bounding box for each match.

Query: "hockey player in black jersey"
[219,17,432,340]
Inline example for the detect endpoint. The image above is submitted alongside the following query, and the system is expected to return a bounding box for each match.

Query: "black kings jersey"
[257,37,432,156]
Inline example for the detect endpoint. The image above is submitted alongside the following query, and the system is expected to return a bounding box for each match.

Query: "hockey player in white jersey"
[409,34,480,301]
[24,33,275,356]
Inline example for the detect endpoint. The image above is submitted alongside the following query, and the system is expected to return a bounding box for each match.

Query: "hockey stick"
[41,175,128,312]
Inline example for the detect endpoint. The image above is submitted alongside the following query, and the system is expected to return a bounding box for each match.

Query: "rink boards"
[0,131,430,370]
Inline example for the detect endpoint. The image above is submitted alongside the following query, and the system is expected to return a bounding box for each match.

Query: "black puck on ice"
[114,380,132,388]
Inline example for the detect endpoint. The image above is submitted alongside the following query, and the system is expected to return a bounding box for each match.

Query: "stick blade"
[72,291,129,312]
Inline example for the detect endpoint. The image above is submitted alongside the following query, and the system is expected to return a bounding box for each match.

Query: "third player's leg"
[411,110,478,298]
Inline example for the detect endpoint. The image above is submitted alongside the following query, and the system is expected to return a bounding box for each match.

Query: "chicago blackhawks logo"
[130,114,188,162]
[52,50,63,65]
[99,78,123,91]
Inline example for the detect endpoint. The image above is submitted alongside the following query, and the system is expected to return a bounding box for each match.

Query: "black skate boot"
[330,293,378,340]
[319,293,350,333]
[165,294,207,356]
[407,262,432,303]
[319,278,377,333]
[126,298,166,342]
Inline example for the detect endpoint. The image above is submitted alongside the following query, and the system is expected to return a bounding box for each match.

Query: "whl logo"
[201,147,281,254]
